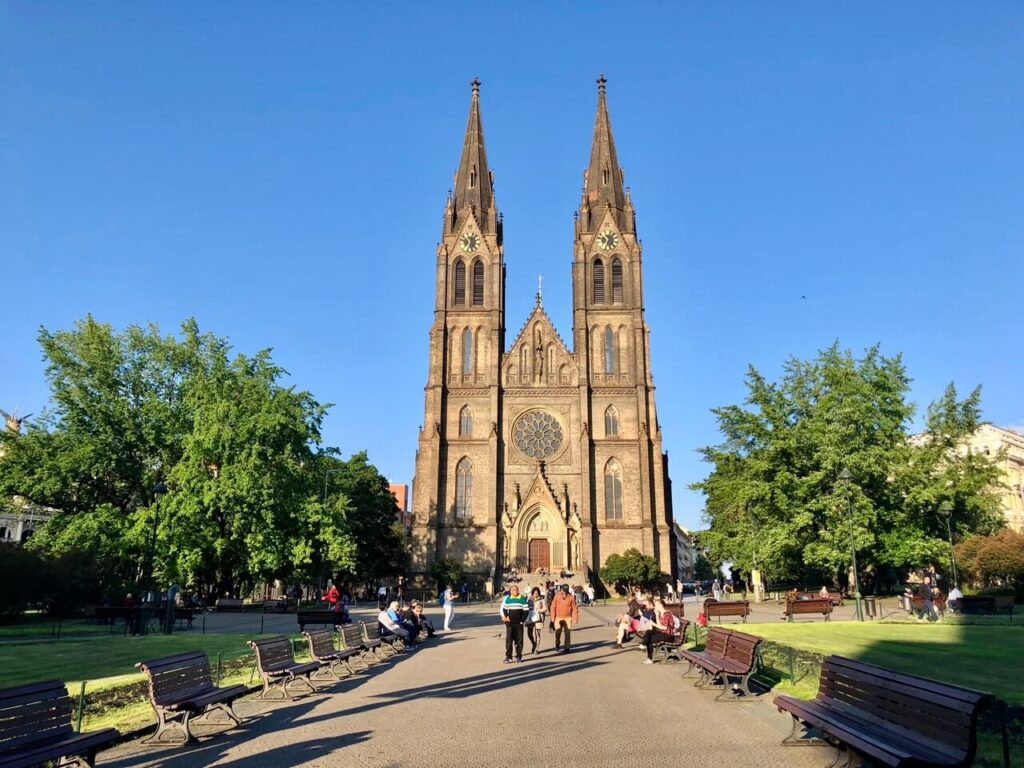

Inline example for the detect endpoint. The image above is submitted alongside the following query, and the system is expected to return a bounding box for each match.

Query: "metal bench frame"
[135,651,245,745]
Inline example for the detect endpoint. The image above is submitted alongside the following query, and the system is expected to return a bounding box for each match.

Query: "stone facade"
[962,425,1024,532]
[410,78,675,590]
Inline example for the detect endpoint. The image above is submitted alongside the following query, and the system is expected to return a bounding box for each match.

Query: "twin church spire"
[447,76,629,237]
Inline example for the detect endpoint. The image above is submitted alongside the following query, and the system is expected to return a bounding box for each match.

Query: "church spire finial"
[580,75,628,233]
[536,274,543,307]
[471,76,481,95]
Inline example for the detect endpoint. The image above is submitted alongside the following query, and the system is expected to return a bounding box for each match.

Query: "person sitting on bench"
[379,601,417,646]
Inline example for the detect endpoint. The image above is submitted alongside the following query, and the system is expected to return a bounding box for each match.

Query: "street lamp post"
[838,468,864,621]
[939,502,958,589]
[146,481,168,594]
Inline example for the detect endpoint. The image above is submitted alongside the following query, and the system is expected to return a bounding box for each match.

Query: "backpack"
[438,590,445,606]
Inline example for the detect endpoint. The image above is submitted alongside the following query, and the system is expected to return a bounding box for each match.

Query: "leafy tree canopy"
[0,316,404,602]
[600,548,665,594]
[691,343,1003,590]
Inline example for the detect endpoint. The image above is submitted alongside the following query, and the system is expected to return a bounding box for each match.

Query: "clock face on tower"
[597,230,619,250]
[459,232,480,253]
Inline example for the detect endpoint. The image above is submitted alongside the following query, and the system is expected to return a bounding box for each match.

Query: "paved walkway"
[100,604,826,768]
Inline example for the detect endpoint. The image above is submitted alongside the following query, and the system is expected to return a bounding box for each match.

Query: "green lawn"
[740,622,1024,704]
[0,634,271,690]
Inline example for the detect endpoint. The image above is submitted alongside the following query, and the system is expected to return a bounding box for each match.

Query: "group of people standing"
[499,583,579,663]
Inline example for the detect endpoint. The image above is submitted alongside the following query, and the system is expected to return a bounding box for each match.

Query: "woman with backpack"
[526,586,546,654]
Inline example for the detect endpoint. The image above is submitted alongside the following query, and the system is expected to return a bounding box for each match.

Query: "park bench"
[95,605,133,628]
[775,655,992,767]
[247,636,321,700]
[339,623,380,667]
[135,651,246,745]
[794,591,843,607]
[262,599,288,613]
[652,617,691,663]
[302,629,363,680]
[702,599,750,623]
[911,594,947,617]
[954,595,1015,616]
[681,627,761,701]
[173,608,195,629]
[0,680,119,768]
[296,610,348,632]
[994,596,1015,615]
[215,598,244,612]
[785,597,832,622]
[363,621,405,655]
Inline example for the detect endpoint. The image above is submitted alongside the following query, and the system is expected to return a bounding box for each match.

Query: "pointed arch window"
[593,259,605,305]
[470,164,477,189]
[605,406,619,437]
[455,457,473,519]
[611,257,623,304]
[459,406,473,437]
[472,260,484,305]
[604,458,623,520]
[454,260,466,305]
[604,327,615,374]
[462,328,474,375]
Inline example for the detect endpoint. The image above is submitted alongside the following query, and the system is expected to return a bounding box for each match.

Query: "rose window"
[513,410,564,459]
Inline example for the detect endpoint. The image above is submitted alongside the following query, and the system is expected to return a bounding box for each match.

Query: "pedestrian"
[712,578,722,602]
[526,586,546,654]
[500,584,529,663]
[443,583,456,631]
[325,583,340,612]
[550,583,579,654]
[916,576,940,622]
[397,574,406,605]
[545,581,557,633]
[377,584,387,610]
[460,581,468,604]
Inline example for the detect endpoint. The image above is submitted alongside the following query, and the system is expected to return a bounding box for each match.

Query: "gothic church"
[411,78,674,591]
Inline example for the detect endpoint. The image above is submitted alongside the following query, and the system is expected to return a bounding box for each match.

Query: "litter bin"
[863,595,877,619]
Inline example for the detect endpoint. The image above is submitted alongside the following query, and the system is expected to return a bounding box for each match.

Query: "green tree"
[0,317,338,599]
[600,548,663,594]
[430,558,464,591]
[692,344,1003,590]
[325,451,408,584]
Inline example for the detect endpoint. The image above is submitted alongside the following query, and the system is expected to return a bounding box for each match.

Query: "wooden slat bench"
[775,655,993,767]
[994,596,1015,615]
[0,680,119,767]
[296,610,348,632]
[703,599,750,623]
[680,628,762,701]
[302,630,363,680]
[362,621,405,655]
[215,598,245,612]
[957,596,994,615]
[247,636,321,700]
[911,595,947,617]
[135,651,246,745]
[794,591,844,607]
[262,599,288,613]
[652,617,691,663]
[785,598,832,622]
[680,627,730,684]
[339,623,380,667]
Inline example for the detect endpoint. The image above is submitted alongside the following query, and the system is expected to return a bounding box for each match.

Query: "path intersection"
[101,602,823,768]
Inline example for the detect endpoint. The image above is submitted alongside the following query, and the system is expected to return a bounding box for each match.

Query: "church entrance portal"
[528,538,550,572]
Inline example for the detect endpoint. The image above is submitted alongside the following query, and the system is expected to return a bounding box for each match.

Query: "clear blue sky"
[2,3,1022,531]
